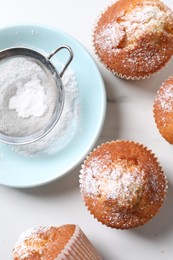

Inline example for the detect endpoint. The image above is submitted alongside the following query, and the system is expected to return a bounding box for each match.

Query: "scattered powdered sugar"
[95,23,125,52]
[12,67,80,156]
[12,226,56,259]
[123,6,170,42]
[80,156,145,207]
[17,226,51,240]
[80,143,166,209]
[96,4,173,53]
[156,83,173,112]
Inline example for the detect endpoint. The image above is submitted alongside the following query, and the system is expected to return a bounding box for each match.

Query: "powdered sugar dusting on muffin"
[95,23,125,53]
[13,226,55,259]
[123,5,172,43]
[80,141,167,229]
[93,0,173,79]
[153,76,173,143]
[80,157,146,207]
[155,83,173,113]
[96,5,172,53]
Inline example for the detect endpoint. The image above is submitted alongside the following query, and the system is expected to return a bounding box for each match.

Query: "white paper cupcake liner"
[58,225,102,260]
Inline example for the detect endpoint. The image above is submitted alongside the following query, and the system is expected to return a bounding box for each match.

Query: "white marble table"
[1,0,173,259]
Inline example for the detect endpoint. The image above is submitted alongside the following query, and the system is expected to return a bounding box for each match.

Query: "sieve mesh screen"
[0,56,59,138]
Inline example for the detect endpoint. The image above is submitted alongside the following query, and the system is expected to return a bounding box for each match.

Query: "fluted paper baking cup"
[58,225,102,260]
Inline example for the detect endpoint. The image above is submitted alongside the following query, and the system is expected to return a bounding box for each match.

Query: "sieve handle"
[47,45,73,78]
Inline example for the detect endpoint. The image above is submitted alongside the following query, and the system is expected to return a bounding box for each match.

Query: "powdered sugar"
[80,141,167,210]
[156,83,173,112]
[12,67,80,156]
[0,56,57,137]
[80,156,145,207]
[9,78,47,118]
[12,226,59,259]
[12,226,50,259]
[95,4,173,52]
[95,23,125,52]
[123,6,170,42]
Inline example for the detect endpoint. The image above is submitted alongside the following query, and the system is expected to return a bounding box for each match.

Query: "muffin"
[12,224,102,260]
[93,0,173,79]
[80,140,167,229]
[153,75,173,144]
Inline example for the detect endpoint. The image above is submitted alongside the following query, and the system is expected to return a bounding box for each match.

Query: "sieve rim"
[0,45,73,145]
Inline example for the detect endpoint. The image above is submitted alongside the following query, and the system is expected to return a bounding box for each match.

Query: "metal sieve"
[0,45,73,145]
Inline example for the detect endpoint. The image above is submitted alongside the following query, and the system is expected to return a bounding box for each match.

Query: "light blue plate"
[0,24,106,188]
